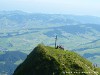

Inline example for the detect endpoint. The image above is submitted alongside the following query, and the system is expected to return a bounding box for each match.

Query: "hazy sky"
[0,0,100,16]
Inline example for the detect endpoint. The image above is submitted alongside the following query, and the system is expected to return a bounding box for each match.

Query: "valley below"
[0,11,100,75]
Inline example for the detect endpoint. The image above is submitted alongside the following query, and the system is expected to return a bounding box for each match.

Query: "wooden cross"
[55,35,57,48]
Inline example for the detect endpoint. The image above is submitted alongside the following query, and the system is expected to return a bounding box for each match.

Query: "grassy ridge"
[13,44,99,75]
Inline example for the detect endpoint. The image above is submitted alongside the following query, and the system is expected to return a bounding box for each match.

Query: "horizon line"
[0,10,100,17]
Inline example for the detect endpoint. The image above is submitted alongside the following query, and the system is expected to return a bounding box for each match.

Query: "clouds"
[0,0,100,16]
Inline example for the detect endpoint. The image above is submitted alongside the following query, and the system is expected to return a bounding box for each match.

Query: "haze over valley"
[0,11,100,75]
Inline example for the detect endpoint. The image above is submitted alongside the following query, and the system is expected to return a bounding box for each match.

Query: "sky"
[0,0,100,16]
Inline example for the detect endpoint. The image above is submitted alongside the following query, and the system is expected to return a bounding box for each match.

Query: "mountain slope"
[13,44,99,75]
[0,11,100,66]
[0,51,27,75]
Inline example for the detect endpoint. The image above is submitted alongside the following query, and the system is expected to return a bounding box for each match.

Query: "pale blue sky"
[0,0,100,16]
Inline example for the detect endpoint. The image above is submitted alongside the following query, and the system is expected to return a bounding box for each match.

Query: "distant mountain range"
[0,11,100,75]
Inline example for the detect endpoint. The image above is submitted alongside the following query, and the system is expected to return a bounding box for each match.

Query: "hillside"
[0,51,27,75]
[0,11,100,67]
[13,44,99,75]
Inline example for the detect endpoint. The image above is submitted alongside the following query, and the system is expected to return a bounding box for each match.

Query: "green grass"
[94,68,100,75]
[0,51,5,55]
[13,44,98,75]
[14,59,23,65]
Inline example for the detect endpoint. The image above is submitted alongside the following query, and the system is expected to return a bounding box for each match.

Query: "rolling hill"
[0,51,27,75]
[0,11,100,74]
[13,44,99,75]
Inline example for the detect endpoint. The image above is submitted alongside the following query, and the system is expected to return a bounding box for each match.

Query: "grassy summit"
[13,44,99,75]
